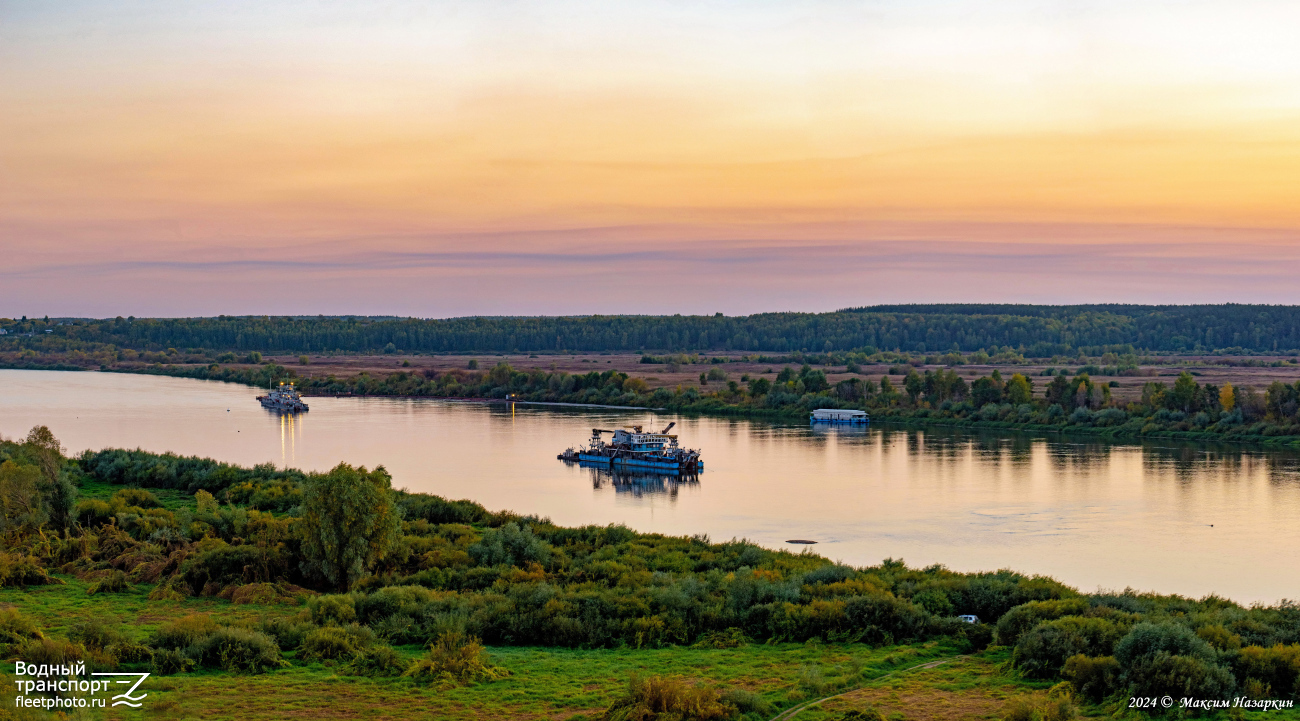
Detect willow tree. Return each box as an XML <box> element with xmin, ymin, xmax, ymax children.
<box><xmin>298</xmin><ymin>463</ymin><xmax>401</xmax><ymax>591</ymax></box>
<box><xmin>23</xmin><ymin>426</ymin><xmax>76</xmax><ymax>530</ymax></box>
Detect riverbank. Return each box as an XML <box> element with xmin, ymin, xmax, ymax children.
<box><xmin>5</xmin><ymin>357</ymin><xmax>1300</xmax><ymax>449</ymax></box>
<box><xmin>107</xmin><ymin>361</ymin><xmax>1300</xmax><ymax>450</ymax></box>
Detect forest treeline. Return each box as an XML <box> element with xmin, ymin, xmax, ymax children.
<box><xmin>133</xmin><ymin>360</ymin><xmax>1300</xmax><ymax>446</ymax></box>
<box><xmin>1</xmin><ymin>433</ymin><xmax>1297</xmax><ymax>712</ymax></box>
<box><xmin>6</xmin><ymin>304</ymin><xmax>1300</xmax><ymax>355</ymax></box>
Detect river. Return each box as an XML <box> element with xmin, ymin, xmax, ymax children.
<box><xmin>2</xmin><ymin>369</ymin><xmax>1297</xmax><ymax>603</ymax></box>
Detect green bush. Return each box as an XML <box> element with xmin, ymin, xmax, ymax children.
<box><xmin>1115</xmin><ymin>622</ymin><xmax>1236</xmax><ymax>702</ymax></box>
<box><xmin>719</xmin><ymin>687</ymin><xmax>772</xmax><ymax>716</ymax></box>
<box><xmin>258</xmin><ymin>618</ymin><xmax>313</xmax><ymax>651</ymax></box>
<box><xmin>0</xmin><ymin>552</ymin><xmax>57</xmax><ymax>588</ymax></box>
<box><xmin>151</xmin><ymin>648</ymin><xmax>194</xmax><ymax>675</ymax></box>
<box><xmin>601</xmin><ymin>674</ymin><xmax>736</xmax><ymax>721</ymax></box>
<box><xmin>107</xmin><ymin>642</ymin><xmax>154</xmax><ymax>664</ymax></box>
<box><xmin>403</xmin><ymin>631</ymin><xmax>508</xmax><ymax>685</ymax></box>
<box><xmin>1236</xmin><ymin>644</ymin><xmax>1300</xmax><ymax>699</ymax></box>
<box><xmin>17</xmin><ymin>638</ymin><xmax>88</xmax><ymax>668</ymax></box>
<box><xmin>1062</xmin><ymin>654</ymin><xmax>1120</xmax><ymax>702</ymax></box>
<box><xmin>151</xmin><ymin>614</ymin><xmax>219</xmax><ymax>650</ymax></box>
<box><xmin>301</xmin><ymin>626</ymin><xmax>356</xmax><ymax>662</ymax></box>
<box><xmin>300</xmin><ymin>624</ymin><xmax>377</xmax><ymax>663</ymax></box>
<box><xmin>0</xmin><ymin>609</ymin><xmax>43</xmax><ymax>653</ymax></box>
<box><xmin>308</xmin><ymin>594</ymin><xmax>357</xmax><ymax>625</ymax></box>
<box><xmin>189</xmin><ymin>627</ymin><xmax>285</xmax><ymax>673</ymax></box>
<box><xmin>86</xmin><ymin>570</ymin><xmax>129</xmax><ymax>595</ymax></box>
<box><xmin>468</xmin><ymin>522</ymin><xmax>552</xmax><ymax>568</ymax></box>
<box><xmin>73</xmin><ymin>499</ymin><xmax>116</xmax><ymax>528</ymax></box>
<box><xmin>68</xmin><ymin>619</ymin><xmax>124</xmax><ymax>650</ymax></box>
<box><xmin>995</xmin><ymin>599</ymin><xmax>1090</xmax><ymax>646</ymax></box>
<box><xmin>112</xmin><ymin>488</ymin><xmax>163</xmax><ymax>509</ymax></box>
<box><xmin>1013</xmin><ymin>617</ymin><xmax>1129</xmax><ymax>679</ymax></box>
<box><xmin>343</xmin><ymin>645</ymin><xmax>408</xmax><ymax>677</ymax></box>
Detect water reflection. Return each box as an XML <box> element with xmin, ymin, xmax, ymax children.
<box><xmin>2</xmin><ymin>369</ymin><xmax>1298</xmax><ymax>602</ymax></box>
<box><xmin>277</xmin><ymin>412</ymin><xmax>302</xmax><ymax>469</ymax></box>
<box><xmin>565</xmin><ymin>459</ymin><xmax>701</xmax><ymax>500</ymax></box>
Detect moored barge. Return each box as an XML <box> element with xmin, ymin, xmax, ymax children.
<box><xmin>558</xmin><ymin>423</ymin><xmax>702</xmax><ymax>474</ymax></box>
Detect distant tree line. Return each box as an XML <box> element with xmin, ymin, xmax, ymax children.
<box><xmin>128</xmin><ymin>360</ymin><xmax>1300</xmax><ymax>445</ymax></box>
<box><xmin>6</xmin><ymin>304</ymin><xmax>1300</xmax><ymax>355</ymax></box>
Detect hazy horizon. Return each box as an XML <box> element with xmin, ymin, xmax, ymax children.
<box><xmin>5</xmin><ymin>1</ymin><xmax>1300</xmax><ymax>316</ymax></box>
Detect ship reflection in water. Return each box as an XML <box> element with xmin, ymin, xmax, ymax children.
<box><xmin>279</xmin><ymin>412</ymin><xmax>302</xmax><ymax>469</ymax></box>
<box><xmin>565</xmin><ymin>459</ymin><xmax>701</xmax><ymax>499</ymax></box>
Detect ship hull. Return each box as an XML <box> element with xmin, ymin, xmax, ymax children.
<box><xmin>577</xmin><ymin>452</ymin><xmax>702</xmax><ymax>473</ymax></box>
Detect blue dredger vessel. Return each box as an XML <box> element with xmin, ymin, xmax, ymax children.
<box><xmin>558</xmin><ymin>423</ymin><xmax>703</xmax><ymax>474</ymax></box>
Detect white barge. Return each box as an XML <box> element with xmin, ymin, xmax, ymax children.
<box><xmin>810</xmin><ymin>408</ymin><xmax>869</xmax><ymax>424</ymax></box>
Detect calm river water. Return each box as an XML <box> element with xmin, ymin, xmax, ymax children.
<box><xmin>2</xmin><ymin>369</ymin><xmax>1297</xmax><ymax>603</ymax></box>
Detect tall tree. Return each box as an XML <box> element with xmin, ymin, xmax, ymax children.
<box><xmin>22</xmin><ymin>426</ymin><xmax>76</xmax><ymax>530</ymax></box>
<box><xmin>299</xmin><ymin>463</ymin><xmax>402</xmax><ymax>592</ymax></box>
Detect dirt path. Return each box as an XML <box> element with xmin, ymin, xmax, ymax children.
<box><xmin>769</xmin><ymin>656</ymin><xmax>964</xmax><ymax>721</ymax></box>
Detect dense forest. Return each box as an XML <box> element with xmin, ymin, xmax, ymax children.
<box><xmin>1</xmin><ymin>433</ymin><xmax>1297</xmax><ymax>717</ymax></box>
<box><xmin>5</xmin><ymin>304</ymin><xmax>1300</xmax><ymax>355</ymax></box>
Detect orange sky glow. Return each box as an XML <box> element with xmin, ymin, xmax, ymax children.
<box><xmin>3</xmin><ymin>1</ymin><xmax>1300</xmax><ymax>315</ymax></box>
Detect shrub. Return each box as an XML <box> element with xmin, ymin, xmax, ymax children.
<box><xmin>309</xmin><ymin>594</ymin><xmax>357</xmax><ymax>625</ymax></box>
<box><xmin>0</xmin><ymin>552</ymin><xmax>57</xmax><ymax>588</ymax></box>
<box><xmin>693</xmin><ymin>628</ymin><xmax>749</xmax><ymax>649</ymax></box>
<box><xmin>602</xmin><ymin>674</ymin><xmax>736</xmax><ymax>721</ymax></box>
<box><xmin>996</xmin><ymin>599</ymin><xmax>1090</xmax><ymax>646</ymax></box>
<box><xmin>151</xmin><ymin>648</ymin><xmax>194</xmax><ymax>675</ymax></box>
<box><xmin>112</xmin><ymin>488</ymin><xmax>163</xmax><ymax>509</ymax></box>
<box><xmin>1062</xmin><ymin>655</ymin><xmax>1121</xmax><ymax>702</ymax></box>
<box><xmin>1002</xmin><ymin>696</ymin><xmax>1077</xmax><ymax>721</ymax></box>
<box><xmin>718</xmin><ymin>687</ymin><xmax>773</xmax><ymax>716</ymax></box>
<box><xmin>179</xmin><ymin>543</ymin><xmax>287</xmax><ymax>594</ymax></box>
<box><xmin>343</xmin><ymin>645</ymin><xmax>407</xmax><ymax>677</ymax></box>
<box><xmin>1236</xmin><ymin>644</ymin><xmax>1300</xmax><ymax>699</ymax></box>
<box><xmin>1014</xmin><ymin>617</ymin><xmax>1129</xmax><ymax>679</ymax></box>
<box><xmin>68</xmin><ymin>619</ymin><xmax>124</xmax><ymax>650</ymax></box>
<box><xmin>468</xmin><ymin>522</ymin><xmax>552</xmax><ymax>568</ymax></box>
<box><xmin>108</xmin><ymin>642</ymin><xmax>154</xmax><ymax>664</ymax></box>
<box><xmin>189</xmin><ymin>627</ymin><xmax>285</xmax><ymax>673</ymax></box>
<box><xmin>73</xmin><ymin>499</ymin><xmax>116</xmax><ymax>528</ymax></box>
<box><xmin>1115</xmin><ymin>622</ymin><xmax>1235</xmax><ymax>701</ymax></box>
<box><xmin>403</xmin><ymin>631</ymin><xmax>508</xmax><ymax>685</ymax></box>
<box><xmin>17</xmin><ymin>638</ymin><xmax>87</xmax><ymax>668</ymax></box>
<box><xmin>86</xmin><ymin>570</ymin><xmax>129</xmax><ymax>595</ymax></box>
<box><xmin>0</xmin><ymin>608</ymin><xmax>43</xmax><ymax>652</ymax></box>
<box><xmin>300</xmin><ymin>626</ymin><xmax>359</xmax><ymax>662</ymax></box>
<box><xmin>257</xmin><ymin>618</ymin><xmax>313</xmax><ymax>651</ymax></box>
<box><xmin>151</xmin><ymin>614</ymin><xmax>218</xmax><ymax>650</ymax></box>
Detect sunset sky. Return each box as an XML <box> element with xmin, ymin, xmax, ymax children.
<box><xmin>4</xmin><ymin>0</ymin><xmax>1300</xmax><ymax>317</ymax></box>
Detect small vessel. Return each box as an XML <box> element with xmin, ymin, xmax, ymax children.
<box><xmin>558</xmin><ymin>422</ymin><xmax>702</xmax><ymax>474</ymax></box>
<box><xmin>810</xmin><ymin>408</ymin><xmax>868</xmax><ymax>424</ymax></box>
<box><xmin>257</xmin><ymin>381</ymin><xmax>309</xmax><ymax>413</ymax></box>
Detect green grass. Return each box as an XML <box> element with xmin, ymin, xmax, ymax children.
<box><xmin>1</xmin><ymin>577</ymin><xmax>971</xmax><ymax>720</ymax></box>
<box><xmin>5</xmin><ymin>579</ymin><xmax>1298</xmax><ymax>720</ymax></box>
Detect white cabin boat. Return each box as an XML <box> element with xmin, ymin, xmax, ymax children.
<box><xmin>810</xmin><ymin>408</ymin><xmax>869</xmax><ymax>424</ymax></box>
